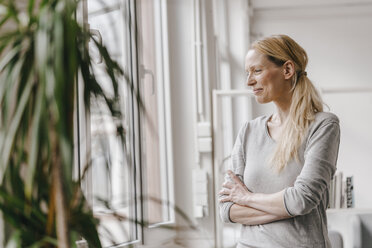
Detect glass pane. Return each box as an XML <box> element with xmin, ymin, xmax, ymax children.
<box><xmin>88</xmin><ymin>0</ymin><xmax>123</xmax><ymax>15</ymax></box>
<box><xmin>85</xmin><ymin>1</ymin><xmax>137</xmax><ymax>246</ymax></box>
<box><xmin>137</xmin><ymin>0</ymin><xmax>171</xmax><ymax>225</ymax></box>
<box><xmin>90</xmin><ymin>97</ymin><xmax>135</xmax><ymax>245</ymax></box>
<box><xmin>88</xmin><ymin>9</ymin><xmax>125</xmax><ymax>61</ymax></box>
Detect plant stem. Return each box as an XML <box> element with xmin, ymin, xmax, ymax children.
<box><xmin>52</xmin><ymin>133</ymin><xmax>70</xmax><ymax>248</ymax></box>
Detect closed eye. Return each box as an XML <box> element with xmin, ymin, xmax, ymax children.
<box><xmin>246</xmin><ymin>68</ymin><xmax>262</xmax><ymax>78</ymax></box>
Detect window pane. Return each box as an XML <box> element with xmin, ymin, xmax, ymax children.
<box><xmin>84</xmin><ymin>1</ymin><xmax>138</xmax><ymax>246</ymax></box>
<box><xmin>88</xmin><ymin>0</ymin><xmax>122</xmax><ymax>15</ymax></box>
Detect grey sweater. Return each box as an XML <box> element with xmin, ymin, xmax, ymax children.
<box><xmin>219</xmin><ymin>112</ymin><xmax>341</xmax><ymax>248</ymax></box>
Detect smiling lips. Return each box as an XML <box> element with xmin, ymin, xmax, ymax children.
<box><xmin>253</xmin><ymin>88</ymin><xmax>263</xmax><ymax>94</ymax></box>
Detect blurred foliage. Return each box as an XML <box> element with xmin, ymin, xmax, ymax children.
<box><xmin>0</xmin><ymin>0</ymin><xmax>126</xmax><ymax>247</ymax></box>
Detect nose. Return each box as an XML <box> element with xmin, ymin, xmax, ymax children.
<box><xmin>246</xmin><ymin>74</ymin><xmax>256</xmax><ymax>87</ymax></box>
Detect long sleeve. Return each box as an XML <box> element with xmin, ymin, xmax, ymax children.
<box><xmin>219</xmin><ymin>122</ymin><xmax>248</xmax><ymax>223</ymax></box>
<box><xmin>284</xmin><ymin>118</ymin><xmax>341</xmax><ymax>216</ymax></box>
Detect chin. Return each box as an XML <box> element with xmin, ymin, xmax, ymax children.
<box><xmin>255</xmin><ymin>97</ymin><xmax>269</xmax><ymax>104</ymax></box>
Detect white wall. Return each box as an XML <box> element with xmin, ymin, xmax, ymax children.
<box><xmin>167</xmin><ymin>0</ymin><xmax>197</xmax><ymax>230</ymax></box>
<box><xmin>167</xmin><ymin>0</ymin><xmax>216</xmax><ymax>247</ymax></box>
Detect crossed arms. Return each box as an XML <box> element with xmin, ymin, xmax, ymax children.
<box><xmin>218</xmin><ymin>170</ymin><xmax>291</xmax><ymax>225</ymax></box>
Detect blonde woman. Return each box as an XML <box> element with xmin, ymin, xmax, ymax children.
<box><xmin>219</xmin><ymin>35</ymin><xmax>340</xmax><ymax>248</ymax></box>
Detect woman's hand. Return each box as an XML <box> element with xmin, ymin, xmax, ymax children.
<box><xmin>219</xmin><ymin>170</ymin><xmax>252</xmax><ymax>206</ymax></box>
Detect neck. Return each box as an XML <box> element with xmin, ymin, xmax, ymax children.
<box><xmin>272</xmin><ymin>97</ymin><xmax>292</xmax><ymax>125</ymax></box>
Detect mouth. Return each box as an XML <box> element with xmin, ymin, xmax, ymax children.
<box><xmin>253</xmin><ymin>88</ymin><xmax>263</xmax><ymax>94</ymax></box>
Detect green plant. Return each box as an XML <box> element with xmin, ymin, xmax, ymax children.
<box><xmin>0</xmin><ymin>0</ymin><xmax>126</xmax><ymax>247</ymax></box>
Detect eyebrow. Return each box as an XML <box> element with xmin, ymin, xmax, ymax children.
<box><xmin>245</xmin><ymin>64</ymin><xmax>263</xmax><ymax>72</ymax></box>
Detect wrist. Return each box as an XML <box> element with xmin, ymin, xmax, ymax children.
<box><xmin>243</xmin><ymin>192</ymin><xmax>253</xmax><ymax>206</ymax></box>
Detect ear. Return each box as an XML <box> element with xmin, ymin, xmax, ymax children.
<box><xmin>282</xmin><ymin>60</ymin><xmax>295</xmax><ymax>80</ymax></box>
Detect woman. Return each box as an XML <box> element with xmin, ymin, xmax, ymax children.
<box><xmin>218</xmin><ymin>34</ymin><xmax>340</xmax><ymax>248</ymax></box>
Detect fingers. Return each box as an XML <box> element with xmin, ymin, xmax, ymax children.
<box><xmin>219</xmin><ymin>188</ymin><xmax>230</xmax><ymax>196</ymax></box>
<box><xmin>219</xmin><ymin>170</ymin><xmax>247</xmax><ymax>204</ymax></box>
<box><xmin>222</xmin><ymin>181</ymin><xmax>233</xmax><ymax>189</ymax></box>
<box><xmin>218</xmin><ymin>188</ymin><xmax>231</xmax><ymax>203</ymax></box>
<box><xmin>227</xmin><ymin>170</ymin><xmax>245</xmax><ymax>187</ymax></box>
<box><xmin>218</xmin><ymin>188</ymin><xmax>231</xmax><ymax>202</ymax></box>
<box><xmin>219</xmin><ymin>196</ymin><xmax>231</xmax><ymax>203</ymax></box>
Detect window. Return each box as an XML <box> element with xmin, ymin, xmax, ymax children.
<box><xmin>76</xmin><ymin>0</ymin><xmax>140</xmax><ymax>246</ymax></box>
<box><xmin>76</xmin><ymin>0</ymin><xmax>174</xmax><ymax>246</ymax></box>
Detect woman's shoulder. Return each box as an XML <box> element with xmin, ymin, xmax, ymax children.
<box><xmin>305</xmin><ymin>112</ymin><xmax>341</xmax><ymax>148</ymax></box>
<box><xmin>307</xmin><ymin>112</ymin><xmax>340</xmax><ymax>139</ymax></box>
<box><xmin>245</xmin><ymin>115</ymin><xmax>269</xmax><ymax>128</ymax></box>
<box><xmin>237</xmin><ymin>115</ymin><xmax>268</xmax><ymax>135</ymax></box>
<box><xmin>250</xmin><ymin>115</ymin><xmax>269</xmax><ymax>124</ymax></box>
<box><xmin>313</xmin><ymin>111</ymin><xmax>340</xmax><ymax>126</ymax></box>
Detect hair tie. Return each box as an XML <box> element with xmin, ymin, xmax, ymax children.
<box><xmin>298</xmin><ymin>71</ymin><xmax>307</xmax><ymax>77</ymax></box>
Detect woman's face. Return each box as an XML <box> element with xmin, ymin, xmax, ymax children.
<box><xmin>245</xmin><ymin>49</ymin><xmax>292</xmax><ymax>104</ymax></box>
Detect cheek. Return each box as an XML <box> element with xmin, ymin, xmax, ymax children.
<box><xmin>262</xmin><ymin>73</ymin><xmax>282</xmax><ymax>91</ymax></box>
<box><xmin>259</xmin><ymin>72</ymin><xmax>273</xmax><ymax>85</ymax></box>
<box><xmin>258</xmin><ymin>76</ymin><xmax>273</xmax><ymax>92</ymax></box>
<box><xmin>258</xmin><ymin>75</ymin><xmax>281</xmax><ymax>101</ymax></box>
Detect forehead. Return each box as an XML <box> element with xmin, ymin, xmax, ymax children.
<box><xmin>244</xmin><ymin>49</ymin><xmax>271</xmax><ymax>70</ymax></box>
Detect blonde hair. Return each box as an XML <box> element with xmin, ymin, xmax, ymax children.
<box><xmin>252</xmin><ymin>34</ymin><xmax>324</xmax><ymax>172</ymax></box>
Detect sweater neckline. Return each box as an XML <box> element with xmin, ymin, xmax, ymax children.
<box><xmin>265</xmin><ymin>114</ymin><xmax>276</xmax><ymax>143</ymax></box>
